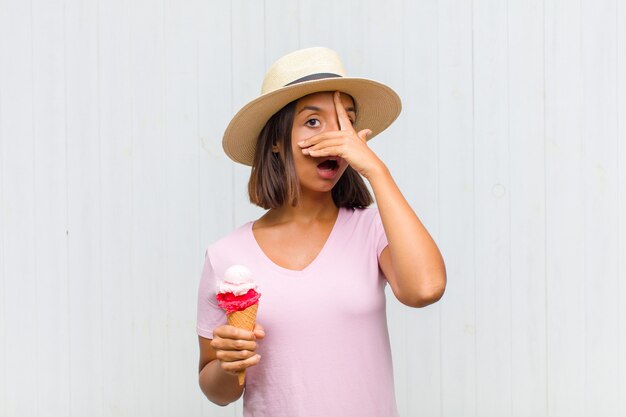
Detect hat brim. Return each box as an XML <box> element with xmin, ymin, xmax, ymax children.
<box><xmin>222</xmin><ymin>77</ymin><xmax>402</xmax><ymax>166</ymax></box>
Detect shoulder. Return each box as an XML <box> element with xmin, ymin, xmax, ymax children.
<box><xmin>203</xmin><ymin>221</ymin><xmax>259</xmax><ymax>278</ymax></box>
<box><xmin>341</xmin><ymin>206</ymin><xmax>382</xmax><ymax>227</ymax></box>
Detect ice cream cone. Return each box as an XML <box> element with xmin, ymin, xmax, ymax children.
<box><xmin>227</xmin><ymin>303</ymin><xmax>259</xmax><ymax>385</ymax></box>
<box><xmin>227</xmin><ymin>303</ymin><xmax>258</xmax><ymax>330</ymax></box>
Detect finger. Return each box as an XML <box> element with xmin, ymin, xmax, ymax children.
<box><xmin>211</xmin><ymin>336</ymin><xmax>257</xmax><ymax>352</ymax></box>
<box><xmin>253</xmin><ymin>323</ymin><xmax>266</xmax><ymax>339</ymax></box>
<box><xmin>302</xmin><ymin>138</ymin><xmax>346</xmax><ymax>155</ymax></box>
<box><xmin>220</xmin><ymin>354</ymin><xmax>262</xmax><ymax>374</ymax></box>
<box><xmin>306</xmin><ymin>146</ymin><xmax>345</xmax><ymax>158</ymax></box>
<box><xmin>213</xmin><ymin>325</ymin><xmax>256</xmax><ymax>341</ymax></box>
<box><xmin>334</xmin><ymin>91</ymin><xmax>353</xmax><ymax>131</ymax></box>
<box><xmin>216</xmin><ymin>348</ymin><xmax>256</xmax><ymax>362</ymax></box>
<box><xmin>297</xmin><ymin>130</ymin><xmax>345</xmax><ymax>148</ymax></box>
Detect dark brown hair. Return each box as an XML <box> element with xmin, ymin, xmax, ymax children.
<box><xmin>248</xmin><ymin>98</ymin><xmax>373</xmax><ymax>209</ymax></box>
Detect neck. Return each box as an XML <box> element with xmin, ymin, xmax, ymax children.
<box><xmin>271</xmin><ymin>191</ymin><xmax>338</xmax><ymax>223</ymax></box>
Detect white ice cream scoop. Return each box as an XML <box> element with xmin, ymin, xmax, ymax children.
<box><xmin>217</xmin><ymin>265</ymin><xmax>257</xmax><ymax>295</ymax></box>
<box><xmin>224</xmin><ymin>265</ymin><xmax>253</xmax><ymax>283</ymax></box>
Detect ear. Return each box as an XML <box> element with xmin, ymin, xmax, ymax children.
<box><xmin>272</xmin><ymin>143</ymin><xmax>281</xmax><ymax>153</ymax></box>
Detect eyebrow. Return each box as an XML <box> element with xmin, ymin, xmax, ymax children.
<box><xmin>296</xmin><ymin>105</ymin><xmax>356</xmax><ymax>114</ymax></box>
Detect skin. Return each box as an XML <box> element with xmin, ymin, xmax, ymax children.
<box><xmin>198</xmin><ymin>91</ymin><xmax>447</xmax><ymax>405</ymax></box>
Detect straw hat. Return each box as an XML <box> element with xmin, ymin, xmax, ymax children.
<box><xmin>222</xmin><ymin>47</ymin><xmax>402</xmax><ymax>166</ymax></box>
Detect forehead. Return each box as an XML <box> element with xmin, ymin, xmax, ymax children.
<box><xmin>294</xmin><ymin>91</ymin><xmax>355</xmax><ymax>111</ymax></box>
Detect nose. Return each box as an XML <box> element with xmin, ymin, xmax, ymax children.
<box><xmin>326</xmin><ymin>115</ymin><xmax>340</xmax><ymax>132</ymax></box>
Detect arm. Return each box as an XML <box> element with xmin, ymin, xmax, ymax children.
<box><xmin>298</xmin><ymin>91</ymin><xmax>446</xmax><ymax>307</ymax></box>
<box><xmin>198</xmin><ymin>324</ymin><xmax>265</xmax><ymax>406</ymax></box>
<box><xmin>368</xmin><ymin>164</ymin><xmax>446</xmax><ymax>307</ymax></box>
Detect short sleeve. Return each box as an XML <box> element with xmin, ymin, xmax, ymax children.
<box><xmin>373</xmin><ymin>209</ymin><xmax>389</xmax><ymax>259</ymax></box>
<box><xmin>196</xmin><ymin>249</ymin><xmax>226</xmax><ymax>339</ymax></box>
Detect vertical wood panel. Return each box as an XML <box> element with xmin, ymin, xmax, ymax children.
<box><xmin>473</xmin><ymin>0</ymin><xmax>512</xmax><ymax>416</ymax></box>
<box><xmin>163</xmin><ymin>0</ymin><xmax>202</xmax><ymax>414</ymax></box>
<box><xmin>65</xmin><ymin>0</ymin><xmax>104</xmax><ymax>413</ymax></box>
<box><xmin>619</xmin><ymin>4</ymin><xmax>626</xmax><ymax>415</ymax></box>
<box><xmin>0</xmin><ymin>1</ymin><xmax>37</xmax><ymax>416</ymax></box>
<box><xmin>0</xmin><ymin>0</ymin><xmax>3</xmax><ymax>400</ymax></box>
<box><xmin>619</xmin><ymin>1</ymin><xmax>626</xmax><ymax>414</ymax></box>
<box><xmin>32</xmin><ymin>0</ymin><xmax>70</xmax><ymax>414</ymax></box>
<box><xmin>0</xmin><ymin>45</ymin><xmax>4</xmax><ymax>411</ymax></box>
<box><xmin>98</xmin><ymin>0</ymin><xmax>134</xmax><ymax>415</ymax></box>
<box><xmin>508</xmin><ymin>0</ymin><xmax>548</xmax><ymax>416</ymax></box>
<box><xmin>129</xmin><ymin>0</ymin><xmax>167</xmax><ymax>415</ymax></box>
<box><xmin>65</xmin><ymin>0</ymin><xmax>103</xmax><ymax>414</ymax></box>
<box><xmin>545</xmin><ymin>1</ymin><xmax>585</xmax><ymax>416</ymax></box>
<box><xmin>437</xmin><ymin>0</ymin><xmax>476</xmax><ymax>415</ymax></box>
<box><xmin>581</xmin><ymin>0</ymin><xmax>620</xmax><ymax>415</ymax></box>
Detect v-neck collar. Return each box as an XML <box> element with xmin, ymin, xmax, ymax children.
<box><xmin>248</xmin><ymin>207</ymin><xmax>346</xmax><ymax>276</ymax></box>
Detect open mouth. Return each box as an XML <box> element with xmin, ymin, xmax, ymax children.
<box><xmin>316</xmin><ymin>157</ymin><xmax>341</xmax><ymax>179</ymax></box>
<box><xmin>317</xmin><ymin>159</ymin><xmax>339</xmax><ymax>171</ymax></box>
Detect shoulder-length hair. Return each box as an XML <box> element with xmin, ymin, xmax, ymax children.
<box><xmin>248</xmin><ymin>98</ymin><xmax>373</xmax><ymax>209</ymax></box>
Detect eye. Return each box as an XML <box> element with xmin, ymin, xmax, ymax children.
<box><xmin>305</xmin><ymin>118</ymin><xmax>320</xmax><ymax>128</ymax></box>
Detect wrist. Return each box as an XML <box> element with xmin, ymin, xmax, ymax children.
<box><xmin>362</xmin><ymin>159</ymin><xmax>389</xmax><ymax>182</ymax></box>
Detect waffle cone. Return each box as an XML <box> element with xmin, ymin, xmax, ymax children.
<box><xmin>227</xmin><ymin>303</ymin><xmax>259</xmax><ymax>385</ymax></box>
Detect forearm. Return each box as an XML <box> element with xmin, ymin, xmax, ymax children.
<box><xmin>199</xmin><ymin>359</ymin><xmax>244</xmax><ymax>406</ymax></box>
<box><xmin>366</xmin><ymin>162</ymin><xmax>446</xmax><ymax>305</ymax></box>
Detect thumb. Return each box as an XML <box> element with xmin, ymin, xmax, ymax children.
<box><xmin>358</xmin><ymin>129</ymin><xmax>373</xmax><ymax>142</ymax></box>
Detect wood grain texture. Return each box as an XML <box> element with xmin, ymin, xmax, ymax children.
<box><xmin>580</xmin><ymin>0</ymin><xmax>621</xmax><ymax>415</ymax></box>
<box><xmin>65</xmin><ymin>0</ymin><xmax>103</xmax><ymax>413</ymax></box>
<box><xmin>32</xmin><ymin>0</ymin><xmax>71</xmax><ymax>414</ymax></box>
<box><xmin>1</xmin><ymin>1</ymin><xmax>38</xmax><ymax>416</ymax></box>
<box><xmin>545</xmin><ymin>0</ymin><xmax>586</xmax><ymax>416</ymax></box>
<box><xmin>473</xmin><ymin>0</ymin><xmax>512</xmax><ymax>415</ymax></box>
<box><xmin>615</xmin><ymin>2</ymin><xmax>626</xmax><ymax>417</ymax></box>
<box><xmin>508</xmin><ymin>0</ymin><xmax>548</xmax><ymax>416</ymax></box>
<box><xmin>437</xmin><ymin>0</ymin><xmax>476</xmax><ymax>415</ymax></box>
<box><xmin>98</xmin><ymin>0</ymin><xmax>135</xmax><ymax>414</ymax></box>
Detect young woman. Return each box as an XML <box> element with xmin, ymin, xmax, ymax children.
<box><xmin>197</xmin><ymin>47</ymin><xmax>446</xmax><ymax>417</ymax></box>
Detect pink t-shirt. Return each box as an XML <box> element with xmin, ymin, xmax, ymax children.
<box><xmin>197</xmin><ymin>207</ymin><xmax>399</xmax><ymax>417</ymax></box>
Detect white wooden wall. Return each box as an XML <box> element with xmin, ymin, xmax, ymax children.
<box><xmin>0</xmin><ymin>1</ymin><xmax>624</xmax><ymax>416</ymax></box>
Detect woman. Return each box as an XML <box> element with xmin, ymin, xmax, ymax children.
<box><xmin>197</xmin><ymin>47</ymin><xmax>446</xmax><ymax>417</ymax></box>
